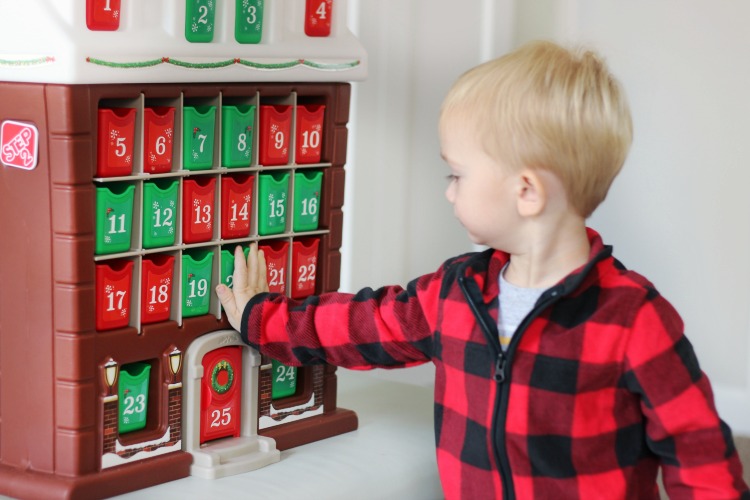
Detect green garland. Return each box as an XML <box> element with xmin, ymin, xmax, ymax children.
<box><xmin>85</xmin><ymin>56</ymin><xmax>360</xmax><ymax>71</ymax></box>
<box><xmin>0</xmin><ymin>56</ymin><xmax>55</xmax><ymax>67</ymax></box>
<box><xmin>211</xmin><ymin>360</ymin><xmax>234</xmax><ymax>394</ymax></box>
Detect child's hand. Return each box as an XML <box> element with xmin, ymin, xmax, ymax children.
<box><xmin>215</xmin><ymin>243</ymin><xmax>268</xmax><ymax>332</ymax></box>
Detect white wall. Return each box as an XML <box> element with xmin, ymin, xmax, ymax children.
<box><xmin>342</xmin><ymin>0</ymin><xmax>750</xmax><ymax>435</ymax></box>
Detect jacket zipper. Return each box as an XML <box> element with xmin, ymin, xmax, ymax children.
<box><xmin>458</xmin><ymin>273</ymin><xmax>514</xmax><ymax>499</ymax></box>
<box><xmin>459</xmin><ymin>270</ymin><xmax>562</xmax><ymax>500</ymax></box>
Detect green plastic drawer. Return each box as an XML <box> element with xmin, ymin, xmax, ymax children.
<box><xmin>95</xmin><ymin>183</ymin><xmax>135</xmax><ymax>255</ymax></box>
<box><xmin>222</xmin><ymin>105</ymin><xmax>256</xmax><ymax>168</ymax></box>
<box><xmin>271</xmin><ymin>359</ymin><xmax>297</xmax><ymax>399</ymax></box>
<box><xmin>118</xmin><ymin>362</ymin><xmax>151</xmax><ymax>433</ymax></box>
<box><xmin>183</xmin><ymin>105</ymin><xmax>216</xmax><ymax>170</ymax></box>
<box><xmin>293</xmin><ymin>170</ymin><xmax>322</xmax><ymax>232</ymax></box>
<box><xmin>220</xmin><ymin>246</ymin><xmax>250</xmax><ymax>291</ymax></box>
<box><xmin>258</xmin><ymin>171</ymin><xmax>289</xmax><ymax>235</ymax></box>
<box><xmin>182</xmin><ymin>249</ymin><xmax>214</xmax><ymax>317</ymax></box>
<box><xmin>142</xmin><ymin>179</ymin><xmax>178</xmax><ymax>248</ymax></box>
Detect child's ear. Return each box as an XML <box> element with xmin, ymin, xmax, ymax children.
<box><xmin>516</xmin><ymin>168</ymin><xmax>546</xmax><ymax>217</ymax></box>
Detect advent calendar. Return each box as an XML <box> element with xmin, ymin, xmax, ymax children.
<box><xmin>0</xmin><ymin>1</ymin><xmax>366</xmax><ymax>498</ymax></box>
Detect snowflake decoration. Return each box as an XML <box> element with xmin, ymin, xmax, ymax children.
<box><xmin>113</xmin><ymin>10</ymin><xmax>119</xmax><ymax>19</ymax></box>
<box><xmin>271</xmin><ymin>124</ymin><xmax>279</xmax><ymax>133</ymax></box>
<box><xmin>186</xmin><ymin>299</ymin><xmax>193</xmax><ymax>307</ymax></box>
<box><xmin>153</xmin><ymin>201</ymin><xmax>160</xmax><ymax>210</ymax></box>
<box><xmin>106</xmin><ymin>285</ymin><xmax>114</xmax><ymax>293</ymax></box>
<box><xmin>163</xmin><ymin>278</ymin><xmax>171</xmax><ymax>286</ymax></box>
<box><xmin>301</xmin><ymin>147</ymin><xmax>308</xmax><ymax>155</ymax></box>
<box><xmin>125</xmin><ymin>155</ymin><xmax>132</xmax><ymax>165</ymax></box>
<box><xmin>120</xmin><ymin>308</ymin><xmax>128</xmax><ymax>317</ymax></box>
<box><xmin>268</xmin><ymin>193</ymin><xmax>275</xmax><ymax>202</ymax></box>
<box><xmin>104</xmin><ymin>235</ymin><xmax>112</xmax><ymax>243</ymax></box>
<box><xmin>149</xmin><ymin>153</ymin><xmax>157</xmax><ymax>162</ymax></box>
<box><xmin>192</xmin><ymin>22</ymin><xmax>199</xmax><ymax>33</ymax></box>
<box><xmin>243</xmin><ymin>0</ymin><xmax>249</xmax><ymax>7</ymax></box>
<box><xmin>313</xmin><ymin>124</ymin><xmax>322</xmax><ymax>132</ymax></box>
<box><xmin>206</xmin><ymin>221</ymin><xmax>212</xmax><ymax>230</ymax></box>
<box><xmin>165</xmin><ymin>128</ymin><xmax>173</xmax><ymax>139</ymax></box>
<box><xmin>244</xmin><ymin>195</ymin><xmax>251</xmax><ymax>203</ymax></box>
<box><xmin>282</xmin><ymin>147</ymin><xmax>288</xmax><ymax>156</ymax></box>
<box><xmin>208</xmin><ymin>0</ymin><xmax>213</xmax><ymax>8</ymax></box>
<box><xmin>110</xmin><ymin>129</ymin><xmax>119</xmax><ymax>140</ymax></box>
<box><xmin>192</xmin><ymin>151</ymin><xmax>199</xmax><ymax>160</ymax></box>
<box><xmin>168</xmin><ymin>227</ymin><xmax>175</xmax><ymax>235</ymax></box>
<box><xmin>255</xmin><ymin>24</ymin><xmax>261</xmax><ymax>32</ymax></box>
<box><xmin>123</xmin><ymin>416</ymin><xmax>130</xmax><ymax>424</ymax></box>
<box><xmin>244</xmin><ymin>149</ymin><xmax>251</xmax><ymax>158</ymax></box>
<box><xmin>193</xmin><ymin>199</ymin><xmax>201</xmax><ymax>207</ymax></box>
<box><xmin>230</xmin><ymin>221</ymin><xmax>236</xmax><ymax>229</ymax></box>
<box><xmin>148</xmin><ymin>305</ymin><xmax>155</xmax><ymax>313</ymax></box>
<box><xmin>207</xmin><ymin>25</ymin><xmax>212</xmax><ymax>33</ymax></box>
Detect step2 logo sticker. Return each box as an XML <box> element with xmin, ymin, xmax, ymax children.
<box><xmin>1</xmin><ymin>120</ymin><xmax>39</xmax><ymax>170</ymax></box>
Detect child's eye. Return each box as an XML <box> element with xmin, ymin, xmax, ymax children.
<box><xmin>446</xmin><ymin>174</ymin><xmax>459</xmax><ymax>182</ymax></box>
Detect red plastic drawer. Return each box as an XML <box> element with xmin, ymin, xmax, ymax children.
<box><xmin>221</xmin><ymin>174</ymin><xmax>255</xmax><ymax>239</ymax></box>
<box><xmin>259</xmin><ymin>240</ymin><xmax>289</xmax><ymax>294</ymax></box>
<box><xmin>200</xmin><ymin>346</ymin><xmax>243</xmax><ymax>444</ymax></box>
<box><xmin>183</xmin><ymin>177</ymin><xmax>216</xmax><ymax>244</ymax></box>
<box><xmin>87</xmin><ymin>0</ymin><xmax>121</xmax><ymax>31</ymax></box>
<box><xmin>296</xmin><ymin>104</ymin><xmax>325</xmax><ymax>164</ymax></box>
<box><xmin>97</xmin><ymin>108</ymin><xmax>136</xmax><ymax>177</ymax></box>
<box><xmin>305</xmin><ymin>0</ymin><xmax>333</xmax><ymax>37</ymax></box>
<box><xmin>143</xmin><ymin>107</ymin><xmax>175</xmax><ymax>174</ymax></box>
<box><xmin>259</xmin><ymin>105</ymin><xmax>292</xmax><ymax>166</ymax></box>
<box><xmin>141</xmin><ymin>255</ymin><xmax>175</xmax><ymax>324</ymax></box>
<box><xmin>95</xmin><ymin>259</ymin><xmax>134</xmax><ymax>331</ymax></box>
<box><xmin>291</xmin><ymin>237</ymin><xmax>319</xmax><ymax>299</ymax></box>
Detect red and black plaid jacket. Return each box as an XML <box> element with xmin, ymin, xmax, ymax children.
<box><xmin>241</xmin><ymin>229</ymin><xmax>749</xmax><ymax>499</ymax></box>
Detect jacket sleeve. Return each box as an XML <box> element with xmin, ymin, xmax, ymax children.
<box><xmin>239</xmin><ymin>261</ymin><xmax>449</xmax><ymax>370</ymax></box>
<box><xmin>623</xmin><ymin>290</ymin><xmax>749</xmax><ymax>497</ymax></box>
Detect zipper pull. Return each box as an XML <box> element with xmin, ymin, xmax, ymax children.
<box><xmin>494</xmin><ymin>354</ymin><xmax>507</xmax><ymax>383</ymax></box>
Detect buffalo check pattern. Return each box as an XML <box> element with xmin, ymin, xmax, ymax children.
<box><xmin>242</xmin><ymin>228</ymin><xmax>749</xmax><ymax>499</ymax></box>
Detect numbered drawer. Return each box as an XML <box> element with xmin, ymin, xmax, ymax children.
<box><xmin>87</xmin><ymin>0</ymin><xmax>122</xmax><ymax>31</ymax></box>
<box><xmin>95</xmin><ymin>183</ymin><xmax>135</xmax><ymax>255</ymax></box>
<box><xmin>183</xmin><ymin>177</ymin><xmax>216</xmax><ymax>244</ymax></box>
<box><xmin>141</xmin><ymin>254</ymin><xmax>175</xmax><ymax>325</ymax></box>
<box><xmin>235</xmin><ymin>0</ymin><xmax>265</xmax><ymax>44</ymax></box>
<box><xmin>221</xmin><ymin>174</ymin><xmax>255</xmax><ymax>239</ymax></box>
<box><xmin>185</xmin><ymin>0</ymin><xmax>216</xmax><ymax>43</ymax></box>
<box><xmin>183</xmin><ymin>106</ymin><xmax>216</xmax><ymax>171</ymax></box>
<box><xmin>200</xmin><ymin>346</ymin><xmax>243</xmax><ymax>444</ymax></box>
<box><xmin>293</xmin><ymin>170</ymin><xmax>323</xmax><ymax>232</ymax></box>
<box><xmin>259</xmin><ymin>240</ymin><xmax>289</xmax><ymax>294</ymax></box>
<box><xmin>258</xmin><ymin>171</ymin><xmax>289</xmax><ymax>235</ymax></box>
<box><xmin>259</xmin><ymin>105</ymin><xmax>292</xmax><ymax>166</ymax></box>
<box><xmin>182</xmin><ymin>249</ymin><xmax>214</xmax><ymax>318</ymax></box>
<box><xmin>118</xmin><ymin>362</ymin><xmax>151</xmax><ymax>434</ymax></box>
<box><xmin>222</xmin><ymin>104</ymin><xmax>256</xmax><ymax>168</ymax></box>
<box><xmin>95</xmin><ymin>259</ymin><xmax>134</xmax><ymax>331</ymax></box>
<box><xmin>142</xmin><ymin>179</ymin><xmax>178</xmax><ymax>249</ymax></box>
<box><xmin>305</xmin><ymin>0</ymin><xmax>333</xmax><ymax>37</ymax></box>
<box><xmin>271</xmin><ymin>359</ymin><xmax>297</xmax><ymax>399</ymax></box>
<box><xmin>291</xmin><ymin>237</ymin><xmax>319</xmax><ymax>299</ymax></box>
<box><xmin>97</xmin><ymin>108</ymin><xmax>136</xmax><ymax>177</ymax></box>
<box><xmin>143</xmin><ymin>107</ymin><xmax>176</xmax><ymax>174</ymax></box>
<box><xmin>220</xmin><ymin>245</ymin><xmax>250</xmax><ymax>291</ymax></box>
<box><xmin>296</xmin><ymin>104</ymin><xmax>325</xmax><ymax>164</ymax></box>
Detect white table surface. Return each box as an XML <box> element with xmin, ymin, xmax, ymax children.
<box><xmin>112</xmin><ymin>368</ymin><xmax>443</xmax><ymax>500</ymax></box>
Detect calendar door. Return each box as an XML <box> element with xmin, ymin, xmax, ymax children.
<box><xmin>200</xmin><ymin>346</ymin><xmax>243</xmax><ymax>444</ymax></box>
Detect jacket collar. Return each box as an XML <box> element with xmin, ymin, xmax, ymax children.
<box><xmin>460</xmin><ymin>227</ymin><xmax>614</xmax><ymax>306</ymax></box>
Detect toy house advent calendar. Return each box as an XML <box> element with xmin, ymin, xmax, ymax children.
<box><xmin>0</xmin><ymin>1</ymin><xmax>366</xmax><ymax>498</ymax></box>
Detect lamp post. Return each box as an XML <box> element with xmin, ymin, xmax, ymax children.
<box><xmin>104</xmin><ymin>358</ymin><xmax>118</xmax><ymax>396</ymax></box>
<box><xmin>168</xmin><ymin>347</ymin><xmax>182</xmax><ymax>385</ymax></box>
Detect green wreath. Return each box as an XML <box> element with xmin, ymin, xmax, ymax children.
<box><xmin>211</xmin><ymin>360</ymin><xmax>234</xmax><ymax>394</ymax></box>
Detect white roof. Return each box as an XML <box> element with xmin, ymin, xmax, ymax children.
<box><xmin>0</xmin><ymin>0</ymin><xmax>367</xmax><ymax>84</ymax></box>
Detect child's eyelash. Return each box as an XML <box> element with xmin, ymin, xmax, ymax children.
<box><xmin>446</xmin><ymin>174</ymin><xmax>458</xmax><ymax>181</ymax></box>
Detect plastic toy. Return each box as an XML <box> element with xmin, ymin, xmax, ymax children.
<box><xmin>0</xmin><ymin>1</ymin><xmax>366</xmax><ymax>498</ymax></box>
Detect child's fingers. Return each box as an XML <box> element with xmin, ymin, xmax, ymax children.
<box><xmin>215</xmin><ymin>284</ymin><xmax>239</xmax><ymax>327</ymax></box>
<box><xmin>246</xmin><ymin>242</ymin><xmax>259</xmax><ymax>292</ymax></box>
<box><xmin>257</xmin><ymin>249</ymin><xmax>269</xmax><ymax>292</ymax></box>
<box><xmin>233</xmin><ymin>245</ymin><xmax>248</xmax><ymax>291</ymax></box>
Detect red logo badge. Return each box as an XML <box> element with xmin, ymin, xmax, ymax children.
<box><xmin>1</xmin><ymin>120</ymin><xmax>39</xmax><ymax>170</ymax></box>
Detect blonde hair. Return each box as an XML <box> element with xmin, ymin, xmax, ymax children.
<box><xmin>440</xmin><ymin>40</ymin><xmax>633</xmax><ymax>217</ymax></box>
